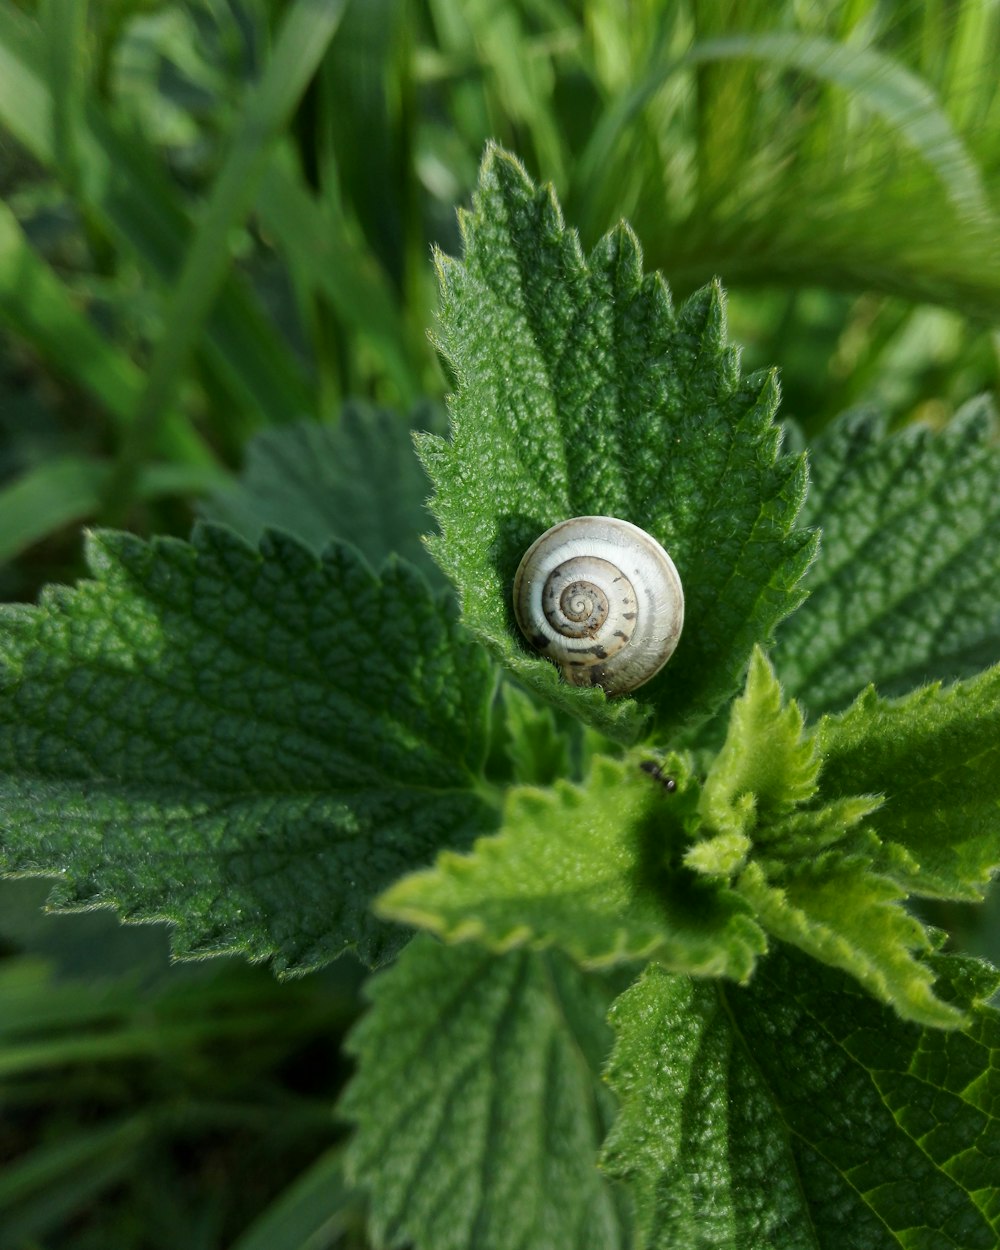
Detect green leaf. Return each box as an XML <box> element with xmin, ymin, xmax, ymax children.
<box><xmin>776</xmin><ymin>401</ymin><xmax>1000</xmax><ymax>715</ymax></box>
<box><xmin>491</xmin><ymin>681</ymin><xmax>575</xmax><ymax>787</ymax></box>
<box><xmin>817</xmin><ymin>665</ymin><xmax>1000</xmax><ymax>901</ymax></box>
<box><xmin>384</xmin><ymin>651</ymin><xmax>979</xmax><ymax>1025</ymax></box>
<box><xmin>340</xmin><ymin>937</ymin><xmax>631</xmax><ymax>1250</ymax></box>
<box><xmin>737</xmin><ymin>861</ymin><xmax>963</xmax><ymax>1030</ymax></box>
<box><xmin>689</xmin><ymin>653</ymin><xmax>962</xmax><ymax>1027</ymax></box>
<box><xmin>417</xmin><ymin>143</ymin><xmax>817</xmax><ymax>744</ymax></box>
<box><xmin>698</xmin><ymin>646</ymin><xmax>819</xmax><ymax>842</ymax></box>
<box><xmin>482</xmin><ymin>679</ymin><xmax>615</xmax><ymax>790</ymax></box>
<box><xmin>199</xmin><ymin>406</ymin><xmax>442</xmax><ymax>580</ymax></box>
<box><xmin>0</xmin><ymin>525</ymin><xmax>496</xmax><ymax>971</ymax></box>
<box><xmin>603</xmin><ymin>947</ymin><xmax>1000</xmax><ymax>1250</ymax></box>
<box><xmin>379</xmin><ymin>755</ymin><xmax>767</xmax><ymax>981</ymax></box>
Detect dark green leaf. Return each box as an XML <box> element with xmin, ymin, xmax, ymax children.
<box><xmin>200</xmin><ymin>405</ymin><xmax>442</xmax><ymax>580</ymax></box>
<box><xmin>777</xmin><ymin>401</ymin><xmax>1000</xmax><ymax>715</ymax></box>
<box><xmin>604</xmin><ymin>947</ymin><xmax>1000</xmax><ymax>1249</ymax></box>
<box><xmin>0</xmin><ymin>525</ymin><xmax>496</xmax><ymax>971</ymax></box>
<box><xmin>418</xmin><ymin>144</ymin><xmax>816</xmax><ymax>743</ymax></box>
<box><xmin>341</xmin><ymin>937</ymin><xmax>631</xmax><ymax>1250</ymax></box>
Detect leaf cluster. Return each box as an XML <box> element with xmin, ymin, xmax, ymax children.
<box><xmin>1</xmin><ymin>142</ymin><xmax>999</xmax><ymax>1248</ymax></box>
<box><xmin>0</xmin><ymin>1</ymin><xmax>1000</xmax><ymax>1240</ymax></box>
<box><xmin>363</xmin><ymin>150</ymin><xmax>1000</xmax><ymax>1248</ymax></box>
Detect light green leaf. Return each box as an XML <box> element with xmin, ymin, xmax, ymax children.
<box><xmin>698</xmin><ymin>647</ymin><xmax>819</xmax><ymax>841</ymax></box>
<box><xmin>817</xmin><ymin>666</ymin><xmax>1000</xmax><ymax>900</ymax></box>
<box><xmin>776</xmin><ymin>401</ymin><xmax>1000</xmax><ymax>715</ymax></box>
<box><xmin>0</xmin><ymin>525</ymin><xmax>496</xmax><ymax>971</ymax></box>
<box><xmin>199</xmin><ymin>405</ymin><xmax>442</xmax><ymax>581</ymax></box>
<box><xmin>737</xmin><ymin>861</ymin><xmax>963</xmax><ymax>1029</ymax></box>
<box><xmin>688</xmin><ymin>654</ymin><xmax>962</xmax><ymax>1026</ymax></box>
<box><xmin>750</xmin><ymin>796</ymin><xmax>891</xmax><ymax>874</ymax></box>
<box><xmin>383</xmin><ymin>649</ymin><xmax>983</xmax><ymax>1024</ymax></box>
<box><xmin>379</xmin><ymin>755</ymin><xmax>766</xmax><ymax>981</ymax></box>
<box><xmin>418</xmin><ymin>144</ymin><xmax>816</xmax><ymax>743</ymax></box>
<box><xmin>341</xmin><ymin>937</ymin><xmax>631</xmax><ymax>1250</ymax></box>
<box><xmin>682</xmin><ymin>827</ymin><xmax>750</xmax><ymax>879</ymax></box>
<box><xmin>604</xmin><ymin>948</ymin><xmax>1000</xmax><ymax>1249</ymax></box>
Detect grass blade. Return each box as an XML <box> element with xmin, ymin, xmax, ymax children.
<box><xmin>102</xmin><ymin>0</ymin><xmax>350</xmax><ymax>517</ymax></box>
<box><xmin>689</xmin><ymin>33</ymin><xmax>992</xmax><ymax>223</ymax></box>
<box><xmin>38</xmin><ymin>0</ymin><xmax>86</xmax><ymax>192</ymax></box>
<box><xmin>0</xmin><ymin>457</ymin><xmax>229</xmax><ymax>566</ymax></box>
<box><xmin>256</xmin><ymin>153</ymin><xmax>426</xmax><ymax>407</ymax></box>
<box><xmin>0</xmin><ymin>2</ymin><xmax>315</xmax><ymax>432</ymax></box>
<box><xmin>0</xmin><ymin>199</ymin><xmax>213</xmax><ymax>465</ymax></box>
<box><xmin>0</xmin><ymin>1120</ymin><xmax>147</xmax><ymax>1244</ymax></box>
<box><xmin>578</xmin><ymin>31</ymin><xmax>991</xmax><ymax>233</ymax></box>
<box><xmin>230</xmin><ymin>1147</ymin><xmax>358</xmax><ymax>1250</ymax></box>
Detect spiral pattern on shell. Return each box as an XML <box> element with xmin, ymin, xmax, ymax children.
<box><xmin>513</xmin><ymin>516</ymin><xmax>684</xmax><ymax>696</ymax></box>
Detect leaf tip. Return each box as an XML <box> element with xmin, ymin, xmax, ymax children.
<box><xmin>479</xmin><ymin>141</ymin><xmax>535</xmax><ymax>200</ymax></box>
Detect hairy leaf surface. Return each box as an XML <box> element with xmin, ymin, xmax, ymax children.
<box><xmin>777</xmin><ymin>401</ymin><xmax>1000</xmax><ymax>714</ymax></box>
<box><xmin>418</xmin><ymin>144</ymin><xmax>816</xmax><ymax>743</ymax></box>
<box><xmin>604</xmin><ymin>948</ymin><xmax>1000</xmax><ymax>1249</ymax></box>
<box><xmin>817</xmin><ymin>664</ymin><xmax>1000</xmax><ymax>900</ymax></box>
<box><xmin>0</xmin><ymin>525</ymin><xmax>496</xmax><ymax>971</ymax></box>
<box><xmin>341</xmin><ymin>937</ymin><xmax>631</xmax><ymax>1250</ymax></box>
<box><xmin>379</xmin><ymin>755</ymin><xmax>766</xmax><ymax>981</ymax></box>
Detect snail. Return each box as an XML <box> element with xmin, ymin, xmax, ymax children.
<box><xmin>512</xmin><ymin>516</ymin><xmax>684</xmax><ymax>696</ymax></box>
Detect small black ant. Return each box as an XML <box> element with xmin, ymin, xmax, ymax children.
<box><xmin>639</xmin><ymin>759</ymin><xmax>677</xmax><ymax>792</ymax></box>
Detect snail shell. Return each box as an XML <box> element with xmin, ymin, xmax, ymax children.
<box><xmin>512</xmin><ymin>516</ymin><xmax>684</xmax><ymax>696</ymax></box>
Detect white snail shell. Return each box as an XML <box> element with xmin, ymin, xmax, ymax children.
<box><xmin>513</xmin><ymin>516</ymin><xmax>684</xmax><ymax>696</ymax></box>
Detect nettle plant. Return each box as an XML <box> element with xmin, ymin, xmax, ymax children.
<box><xmin>3</xmin><ymin>145</ymin><xmax>1000</xmax><ymax>1248</ymax></box>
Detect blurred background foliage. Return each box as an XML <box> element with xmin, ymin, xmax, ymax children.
<box><xmin>0</xmin><ymin>0</ymin><xmax>998</xmax><ymax>1244</ymax></box>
